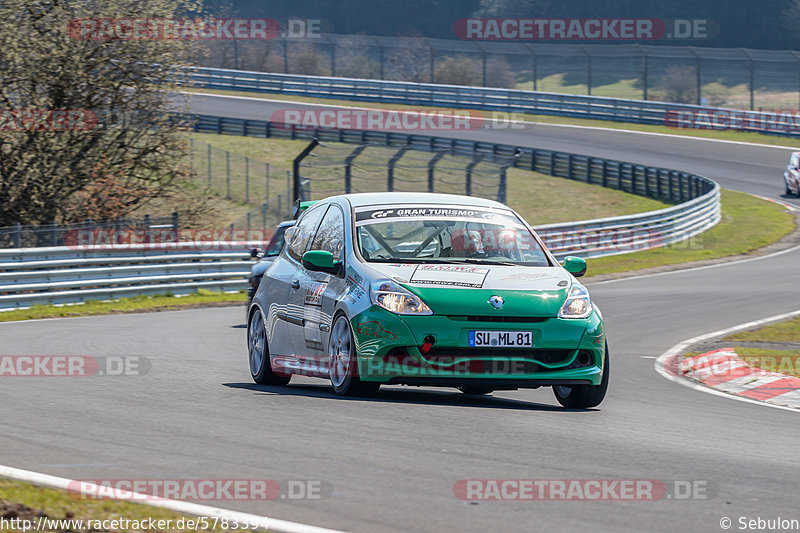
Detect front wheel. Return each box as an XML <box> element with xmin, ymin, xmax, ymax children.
<box><xmin>328</xmin><ymin>313</ymin><xmax>380</xmax><ymax>396</ymax></box>
<box><xmin>248</xmin><ymin>307</ymin><xmax>291</xmax><ymax>386</ymax></box>
<box><xmin>553</xmin><ymin>345</ymin><xmax>610</xmax><ymax>408</ymax></box>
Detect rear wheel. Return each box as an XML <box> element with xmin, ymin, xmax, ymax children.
<box><xmin>457</xmin><ymin>386</ymin><xmax>494</xmax><ymax>395</ymax></box>
<box><xmin>248</xmin><ymin>307</ymin><xmax>291</xmax><ymax>385</ymax></box>
<box><xmin>329</xmin><ymin>313</ymin><xmax>380</xmax><ymax>396</ymax></box>
<box><xmin>553</xmin><ymin>344</ymin><xmax>609</xmax><ymax>408</ymax></box>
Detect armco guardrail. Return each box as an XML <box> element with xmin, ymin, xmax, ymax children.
<box><xmin>0</xmin><ymin>243</ymin><xmax>257</xmax><ymax>310</ymax></box>
<box><xmin>0</xmin><ymin>112</ymin><xmax>719</xmax><ymax>310</ymax></box>
<box><xmin>182</xmin><ymin>66</ymin><xmax>800</xmax><ymax>138</ymax></box>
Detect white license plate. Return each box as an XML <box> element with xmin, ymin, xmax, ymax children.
<box><xmin>468</xmin><ymin>330</ymin><xmax>533</xmax><ymax>348</ymax></box>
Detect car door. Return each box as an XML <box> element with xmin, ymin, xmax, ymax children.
<box><xmin>272</xmin><ymin>204</ymin><xmax>326</xmax><ymax>358</ymax></box>
<box><xmin>289</xmin><ymin>205</ymin><xmax>346</xmax><ymax>367</ymax></box>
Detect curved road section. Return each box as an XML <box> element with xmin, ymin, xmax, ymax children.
<box><xmin>0</xmin><ymin>93</ymin><xmax>798</xmax><ymax>533</ymax></box>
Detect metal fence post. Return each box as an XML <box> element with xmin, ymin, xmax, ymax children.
<box><xmin>265</xmin><ymin>163</ymin><xmax>270</xmax><ymax>201</ymax></box>
<box><xmin>428</xmin><ymin>151</ymin><xmax>446</xmax><ymax>193</ymax></box>
<box><xmin>171</xmin><ymin>212</ymin><xmax>179</xmax><ymax>231</ymax></box>
<box><xmin>207</xmin><ymin>144</ymin><xmax>212</xmax><ymax>187</ymax></box>
<box><xmin>12</xmin><ymin>222</ymin><xmax>21</xmax><ymax>248</ymax></box>
<box><xmin>144</xmin><ymin>215</ymin><xmax>152</xmax><ymax>244</ymax></box>
<box><xmin>226</xmin><ymin>151</ymin><xmax>231</xmax><ymax>199</ymax></box>
<box><xmin>245</xmin><ymin>156</ymin><xmax>250</xmax><ymax>204</ymax></box>
<box><xmin>50</xmin><ymin>222</ymin><xmax>58</xmax><ymax>246</ymax></box>
<box><xmin>344</xmin><ymin>145</ymin><xmax>368</xmax><ymax>194</ymax></box>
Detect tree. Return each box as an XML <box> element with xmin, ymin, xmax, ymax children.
<box><xmin>0</xmin><ymin>0</ymin><xmax>201</xmax><ymax>226</ymax></box>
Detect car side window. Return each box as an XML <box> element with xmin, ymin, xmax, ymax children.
<box><xmin>791</xmin><ymin>154</ymin><xmax>799</xmax><ymax>169</ymax></box>
<box><xmin>310</xmin><ymin>206</ymin><xmax>345</xmax><ymax>262</ymax></box>
<box><xmin>287</xmin><ymin>206</ymin><xmax>325</xmax><ymax>262</ymax></box>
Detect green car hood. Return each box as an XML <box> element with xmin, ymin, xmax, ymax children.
<box><xmin>366</xmin><ymin>263</ymin><xmax>572</xmax><ymax>317</ymax></box>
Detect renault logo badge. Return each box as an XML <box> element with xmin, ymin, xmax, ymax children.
<box><xmin>488</xmin><ymin>296</ymin><xmax>504</xmax><ymax>309</ymax></box>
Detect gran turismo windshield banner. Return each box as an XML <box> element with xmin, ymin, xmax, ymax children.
<box><xmin>354</xmin><ymin>204</ymin><xmax>524</xmax><ymax>227</ymax></box>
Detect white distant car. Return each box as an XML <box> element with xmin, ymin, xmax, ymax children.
<box><xmin>784</xmin><ymin>151</ymin><xmax>800</xmax><ymax>196</ymax></box>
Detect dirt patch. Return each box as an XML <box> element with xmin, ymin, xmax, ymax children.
<box><xmin>0</xmin><ymin>500</ymin><xmax>103</xmax><ymax>533</ymax></box>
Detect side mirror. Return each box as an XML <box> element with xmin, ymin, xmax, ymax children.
<box><xmin>302</xmin><ymin>250</ymin><xmax>341</xmax><ymax>275</ymax></box>
<box><xmin>562</xmin><ymin>256</ymin><xmax>587</xmax><ymax>277</ymax></box>
<box><xmin>283</xmin><ymin>226</ymin><xmax>298</xmax><ymax>247</ymax></box>
<box><xmin>250</xmin><ymin>248</ymin><xmax>262</xmax><ymax>258</ymax></box>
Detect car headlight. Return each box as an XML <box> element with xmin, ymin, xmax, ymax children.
<box><xmin>558</xmin><ymin>285</ymin><xmax>592</xmax><ymax>319</ymax></box>
<box><xmin>370</xmin><ymin>280</ymin><xmax>432</xmax><ymax>315</ymax></box>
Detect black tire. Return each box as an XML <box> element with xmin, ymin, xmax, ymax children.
<box><xmin>328</xmin><ymin>313</ymin><xmax>380</xmax><ymax>397</ymax></box>
<box><xmin>457</xmin><ymin>386</ymin><xmax>494</xmax><ymax>395</ymax></box>
<box><xmin>553</xmin><ymin>344</ymin><xmax>610</xmax><ymax>408</ymax></box>
<box><xmin>786</xmin><ymin>180</ymin><xmax>792</xmax><ymax>195</ymax></box>
<box><xmin>248</xmin><ymin>307</ymin><xmax>291</xmax><ymax>386</ymax></box>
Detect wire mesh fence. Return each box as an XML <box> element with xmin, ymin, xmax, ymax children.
<box><xmin>0</xmin><ymin>215</ymin><xmax>177</xmax><ymax>249</ymax></box>
<box><xmin>193</xmin><ymin>34</ymin><xmax>800</xmax><ymax>110</ymax></box>
<box><xmin>188</xmin><ymin>138</ymin><xmax>296</xmax><ymax>230</ymax></box>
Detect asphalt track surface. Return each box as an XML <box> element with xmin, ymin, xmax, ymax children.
<box><xmin>1</xmin><ymin>93</ymin><xmax>799</xmax><ymax>533</ymax></box>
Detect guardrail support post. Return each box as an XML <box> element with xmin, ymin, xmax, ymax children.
<box><xmin>50</xmin><ymin>222</ymin><xmax>58</xmax><ymax>247</ymax></box>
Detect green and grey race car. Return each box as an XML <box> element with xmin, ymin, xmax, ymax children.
<box><xmin>247</xmin><ymin>192</ymin><xmax>608</xmax><ymax>408</ymax></box>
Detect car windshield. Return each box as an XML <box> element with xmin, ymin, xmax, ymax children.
<box><xmin>354</xmin><ymin>204</ymin><xmax>550</xmax><ymax>266</ymax></box>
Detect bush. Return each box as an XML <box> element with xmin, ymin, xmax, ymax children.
<box><xmin>660</xmin><ymin>65</ymin><xmax>698</xmax><ymax>104</ymax></box>
<box><xmin>434</xmin><ymin>56</ymin><xmax>480</xmax><ymax>86</ymax></box>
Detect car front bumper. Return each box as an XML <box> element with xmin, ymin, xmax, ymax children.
<box><xmin>350</xmin><ymin>306</ymin><xmax>606</xmax><ymax>386</ymax></box>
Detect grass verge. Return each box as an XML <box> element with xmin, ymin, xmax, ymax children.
<box><xmin>183</xmin><ymin>87</ymin><xmax>800</xmax><ymax>149</ymax></box>
<box><xmin>734</xmin><ymin>348</ymin><xmax>800</xmax><ymax>378</ymax></box>
<box><xmin>724</xmin><ymin>315</ymin><xmax>800</xmax><ymax>342</ymax></box>
<box><xmin>0</xmin><ymin>478</ymin><xmax>229</xmax><ymax>532</ymax></box>
<box><xmin>585</xmin><ymin>190</ymin><xmax>795</xmax><ymax>277</ymax></box>
<box><xmin>0</xmin><ymin>290</ymin><xmax>246</xmax><ymax>323</ymax></box>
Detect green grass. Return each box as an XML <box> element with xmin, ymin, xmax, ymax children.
<box><xmin>585</xmin><ymin>189</ymin><xmax>796</xmax><ymax>277</ymax></box>
<box><xmin>0</xmin><ymin>478</ymin><xmax>230</xmax><ymax>532</ymax></box>
<box><xmin>182</xmin><ymin>87</ymin><xmax>800</xmax><ymax>149</ymax></box>
<box><xmin>0</xmin><ymin>290</ymin><xmax>246</xmax><ymax>322</ymax></box>
<box><xmin>735</xmin><ymin>348</ymin><xmax>800</xmax><ymax>378</ymax></box>
<box><xmin>505</xmin><ymin>168</ymin><xmax>669</xmax><ymax>224</ymax></box>
<box><xmin>724</xmin><ymin>315</ymin><xmax>800</xmax><ymax>343</ymax></box>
